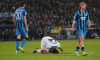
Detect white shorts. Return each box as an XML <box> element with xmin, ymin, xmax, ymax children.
<box><xmin>41</xmin><ymin>40</ymin><xmax>46</xmax><ymax>50</ymax></box>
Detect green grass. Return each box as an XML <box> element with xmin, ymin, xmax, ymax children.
<box><xmin>0</xmin><ymin>39</ymin><xmax>100</xmax><ymax>60</ymax></box>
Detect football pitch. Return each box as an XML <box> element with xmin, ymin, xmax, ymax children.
<box><xmin>0</xmin><ymin>39</ymin><xmax>100</xmax><ymax>60</ymax></box>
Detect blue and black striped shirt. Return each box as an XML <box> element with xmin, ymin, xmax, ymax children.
<box><xmin>15</xmin><ymin>8</ymin><xmax>27</xmax><ymax>28</ymax></box>
<box><xmin>73</xmin><ymin>10</ymin><xmax>89</xmax><ymax>32</ymax></box>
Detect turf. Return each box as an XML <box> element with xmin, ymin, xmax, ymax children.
<box><xmin>0</xmin><ymin>39</ymin><xmax>100</xmax><ymax>60</ymax></box>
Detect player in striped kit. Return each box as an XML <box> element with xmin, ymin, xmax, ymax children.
<box><xmin>71</xmin><ymin>2</ymin><xmax>91</xmax><ymax>56</ymax></box>
<box><xmin>13</xmin><ymin>1</ymin><xmax>29</xmax><ymax>53</ymax></box>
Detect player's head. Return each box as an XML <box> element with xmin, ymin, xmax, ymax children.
<box><xmin>50</xmin><ymin>49</ymin><xmax>59</xmax><ymax>53</ymax></box>
<box><xmin>20</xmin><ymin>1</ymin><xmax>26</xmax><ymax>8</ymax></box>
<box><xmin>80</xmin><ymin>2</ymin><xmax>86</xmax><ymax>10</ymax></box>
<box><xmin>52</xmin><ymin>46</ymin><xmax>56</xmax><ymax>49</ymax></box>
<box><xmin>49</xmin><ymin>46</ymin><xmax>59</xmax><ymax>53</ymax></box>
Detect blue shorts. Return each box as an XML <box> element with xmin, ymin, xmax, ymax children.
<box><xmin>77</xmin><ymin>30</ymin><xmax>86</xmax><ymax>38</ymax></box>
<box><xmin>16</xmin><ymin>27</ymin><xmax>28</xmax><ymax>35</ymax></box>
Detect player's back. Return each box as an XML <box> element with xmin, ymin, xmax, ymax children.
<box><xmin>15</xmin><ymin>8</ymin><xmax>26</xmax><ymax>28</ymax></box>
<box><xmin>41</xmin><ymin>36</ymin><xmax>57</xmax><ymax>45</ymax></box>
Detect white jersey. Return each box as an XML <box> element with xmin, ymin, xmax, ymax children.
<box><xmin>41</xmin><ymin>36</ymin><xmax>61</xmax><ymax>52</ymax></box>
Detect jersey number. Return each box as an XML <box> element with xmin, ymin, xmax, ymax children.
<box><xmin>16</xmin><ymin>12</ymin><xmax>21</xmax><ymax>20</ymax></box>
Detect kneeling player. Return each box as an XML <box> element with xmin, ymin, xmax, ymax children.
<box><xmin>33</xmin><ymin>36</ymin><xmax>63</xmax><ymax>54</ymax></box>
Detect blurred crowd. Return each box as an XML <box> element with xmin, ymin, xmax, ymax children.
<box><xmin>0</xmin><ymin>0</ymin><xmax>100</xmax><ymax>41</ymax></box>
<box><xmin>0</xmin><ymin>28</ymin><xmax>16</xmax><ymax>41</ymax></box>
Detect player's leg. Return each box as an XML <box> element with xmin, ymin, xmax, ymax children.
<box><xmin>19</xmin><ymin>28</ymin><xmax>28</xmax><ymax>53</ymax></box>
<box><xmin>37</xmin><ymin>41</ymin><xmax>45</xmax><ymax>53</ymax></box>
<box><xmin>75</xmin><ymin>39</ymin><xmax>81</xmax><ymax>52</ymax></box>
<box><xmin>16</xmin><ymin>35</ymin><xmax>21</xmax><ymax>53</ymax></box>
<box><xmin>19</xmin><ymin>34</ymin><xmax>28</xmax><ymax>53</ymax></box>
<box><xmin>79</xmin><ymin>35</ymin><xmax>88</xmax><ymax>56</ymax></box>
<box><xmin>33</xmin><ymin>41</ymin><xmax>44</xmax><ymax>53</ymax></box>
<box><xmin>79</xmin><ymin>35</ymin><xmax>84</xmax><ymax>51</ymax></box>
<box><xmin>75</xmin><ymin>38</ymin><xmax>81</xmax><ymax>56</ymax></box>
<box><xmin>20</xmin><ymin>34</ymin><xmax>28</xmax><ymax>48</ymax></box>
<box><xmin>75</xmin><ymin>31</ymin><xmax>82</xmax><ymax>56</ymax></box>
<box><xmin>36</xmin><ymin>49</ymin><xmax>42</xmax><ymax>53</ymax></box>
<box><xmin>16</xmin><ymin>28</ymin><xmax>21</xmax><ymax>53</ymax></box>
<box><xmin>33</xmin><ymin>39</ymin><xmax>45</xmax><ymax>53</ymax></box>
<box><xmin>33</xmin><ymin>48</ymin><xmax>42</xmax><ymax>53</ymax></box>
<box><xmin>79</xmin><ymin>35</ymin><xmax>84</xmax><ymax>44</ymax></box>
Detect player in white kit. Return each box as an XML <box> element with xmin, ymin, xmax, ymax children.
<box><xmin>33</xmin><ymin>36</ymin><xmax>63</xmax><ymax>54</ymax></box>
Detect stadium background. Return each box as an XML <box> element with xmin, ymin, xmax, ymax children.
<box><xmin>0</xmin><ymin>0</ymin><xmax>100</xmax><ymax>41</ymax></box>
<box><xmin>0</xmin><ymin>0</ymin><xmax>100</xmax><ymax>60</ymax></box>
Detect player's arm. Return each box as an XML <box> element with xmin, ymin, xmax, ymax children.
<box><xmin>23</xmin><ymin>10</ymin><xmax>29</xmax><ymax>32</ymax></box>
<box><xmin>71</xmin><ymin>20</ymin><xmax>76</xmax><ymax>32</ymax></box>
<box><xmin>71</xmin><ymin>11</ymin><xmax>77</xmax><ymax>32</ymax></box>
<box><xmin>13</xmin><ymin>15</ymin><xmax>16</xmax><ymax>25</ymax></box>
<box><xmin>59</xmin><ymin>47</ymin><xmax>63</xmax><ymax>53</ymax></box>
<box><xmin>87</xmin><ymin>11</ymin><xmax>91</xmax><ymax>27</ymax></box>
<box><xmin>24</xmin><ymin>16</ymin><xmax>29</xmax><ymax>32</ymax></box>
<box><xmin>87</xmin><ymin>19</ymin><xmax>91</xmax><ymax>27</ymax></box>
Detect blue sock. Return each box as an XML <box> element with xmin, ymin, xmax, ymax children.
<box><xmin>76</xmin><ymin>47</ymin><xmax>80</xmax><ymax>52</ymax></box>
<box><xmin>20</xmin><ymin>38</ymin><xmax>27</xmax><ymax>48</ymax></box>
<box><xmin>81</xmin><ymin>47</ymin><xmax>85</xmax><ymax>52</ymax></box>
<box><xmin>16</xmin><ymin>40</ymin><xmax>19</xmax><ymax>51</ymax></box>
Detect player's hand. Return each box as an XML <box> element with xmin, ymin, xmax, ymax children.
<box><xmin>88</xmin><ymin>23</ymin><xmax>91</xmax><ymax>27</ymax></box>
<box><xmin>71</xmin><ymin>27</ymin><xmax>74</xmax><ymax>32</ymax></box>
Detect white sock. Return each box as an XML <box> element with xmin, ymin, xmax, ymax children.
<box><xmin>36</xmin><ymin>49</ymin><xmax>41</xmax><ymax>53</ymax></box>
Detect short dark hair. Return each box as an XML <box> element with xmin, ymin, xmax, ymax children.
<box><xmin>50</xmin><ymin>49</ymin><xmax>59</xmax><ymax>53</ymax></box>
<box><xmin>20</xmin><ymin>1</ymin><xmax>25</xmax><ymax>7</ymax></box>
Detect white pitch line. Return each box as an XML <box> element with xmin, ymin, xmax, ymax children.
<box><xmin>88</xmin><ymin>52</ymin><xmax>95</xmax><ymax>55</ymax></box>
<box><xmin>59</xmin><ymin>51</ymin><xmax>95</xmax><ymax>56</ymax></box>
